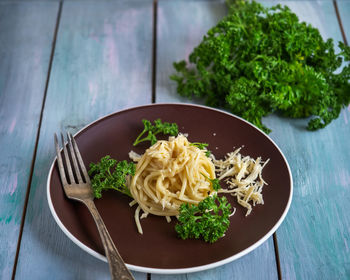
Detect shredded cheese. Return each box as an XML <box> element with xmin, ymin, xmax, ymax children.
<box><xmin>215</xmin><ymin>148</ymin><xmax>269</xmax><ymax>216</ymax></box>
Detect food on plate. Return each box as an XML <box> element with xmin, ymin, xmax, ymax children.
<box><xmin>88</xmin><ymin>156</ymin><xmax>135</xmax><ymax>199</ymax></box>
<box><xmin>175</xmin><ymin>194</ymin><xmax>231</xmax><ymax>243</ymax></box>
<box><xmin>88</xmin><ymin>119</ymin><xmax>269</xmax><ymax>242</ymax></box>
<box><xmin>129</xmin><ymin>134</ymin><xmax>217</xmax><ymax>234</ymax></box>
<box><xmin>133</xmin><ymin>119</ymin><xmax>178</xmax><ymax>146</ymax></box>
<box><xmin>214</xmin><ymin>148</ymin><xmax>269</xmax><ymax>216</ymax></box>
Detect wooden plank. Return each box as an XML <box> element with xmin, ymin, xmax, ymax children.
<box><xmin>259</xmin><ymin>1</ymin><xmax>350</xmax><ymax>279</ymax></box>
<box><xmin>0</xmin><ymin>2</ymin><xmax>59</xmax><ymax>279</ymax></box>
<box><xmin>14</xmin><ymin>1</ymin><xmax>152</xmax><ymax>279</ymax></box>
<box><xmin>156</xmin><ymin>0</ymin><xmax>227</xmax><ymax>103</ymax></box>
<box><xmin>155</xmin><ymin>1</ymin><xmax>279</xmax><ymax>279</ymax></box>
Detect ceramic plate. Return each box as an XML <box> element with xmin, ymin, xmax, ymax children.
<box><xmin>47</xmin><ymin>103</ymin><xmax>292</xmax><ymax>274</ymax></box>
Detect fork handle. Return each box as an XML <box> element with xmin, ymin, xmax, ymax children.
<box><xmin>83</xmin><ymin>199</ymin><xmax>134</xmax><ymax>280</ymax></box>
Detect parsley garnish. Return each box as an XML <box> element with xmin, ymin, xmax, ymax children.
<box><xmin>88</xmin><ymin>155</ymin><xmax>135</xmax><ymax>199</ymax></box>
<box><xmin>171</xmin><ymin>0</ymin><xmax>350</xmax><ymax>133</ymax></box>
<box><xmin>133</xmin><ymin>119</ymin><xmax>178</xmax><ymax>146</ymax></box>
<box><xmin>175</xmin><ymin>194</ymin><xmax>231</xmax><ymax>243</ymax></box>
<box><xmin>190</xmin><ymin>142</ymin><xmax>212</xmax><ymax>157</ymax></box>
<box><xmin>201</xmin><ymin>173</ymin><xmax>221</xmax><ymax>191</ymax></box>
<box><xmin>209</xmin><ymin>178</ymin><xmax>221</xmax><ymax>191</ymax></box>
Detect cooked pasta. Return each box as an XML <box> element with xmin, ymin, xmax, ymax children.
<box><xmin>129</xmin><ymin>134</ymin><xmax>216</xmax><ymax>234</ymax></box>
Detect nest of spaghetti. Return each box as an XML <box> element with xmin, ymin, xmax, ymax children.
<box><xmin>129</xmin><ymin>134</ymin><xmax>216</xmax><ymax>234</ymax></box>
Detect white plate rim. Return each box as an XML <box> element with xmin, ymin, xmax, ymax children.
<box><xmin>47</xmin><ymin>102</ymin><xmax>293</xmax><ymax>274</ymax></box>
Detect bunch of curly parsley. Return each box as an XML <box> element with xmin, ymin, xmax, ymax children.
<box><xmin>171</xmin><ymin>0</ymin><xmax>350</xmax><ymax>133</ymax></box>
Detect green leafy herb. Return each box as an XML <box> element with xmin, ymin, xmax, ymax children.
<box><xmin>209</xmin><ymin>178</ymin><xmax>221</xmax><ymax>191</ymax></box>
<box><xmin>201</xmin><ymin>173</ymin><xmax>221</xmax><ymax>191</ymax></box>
<box><xmin>171</xmin><ymin>0</ymin><xmax>350</xmax><ymax>133</ymax></box>
<box><xmin>175</xmin><ymin>194</ymin><xmax>231</xmax><ymax>243</ymax></box>
<box><xmin>133</xmin><ymin>119</ymin><xmax>179</xmax><ymax>146</ymax></box>
<box><xmin>88</xmin><ymin>155</ymin><xmax>135</xmax><ymax>199</ymax></box>
<box><xmin>190</xmin><ymin>142</ymin><xmax>212</xmax><ymax>157</ymax></box>
<box><xmin>190</xmin><ymin>142</ymin><xmax>209</xmax><ymax>149</ymax></box>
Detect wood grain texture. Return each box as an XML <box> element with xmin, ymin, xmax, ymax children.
<box><xmin>5</xmin><ymin>1</ymin><xmax>348</xmax><ymax>280</ymax></box>
<box><xmin>0</xmin><ymin>2</ymin><xmax>58</xmax><ymax>279</ymax></box>
<box><xmin>156</xmin><ymin>0</ymin><xmax>227</xmax><ymax>104</ymax></box>
<box><xmin>259</xmin><ymin>1</ymin><xmax>350</xmax><ymax>279</ymax></box>
<box><xmin>14</xmin><ymin>1</ymin><xmax>152</xmax><ymax>279</ymax></box>
<box><xmin>155</xmin><ymin>1</ymin><xmax>279</xmax><ymax>279</ymax></box>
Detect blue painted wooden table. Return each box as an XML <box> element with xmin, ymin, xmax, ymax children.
<box><xmin>0</xmin><ymin>0</ymin><xmax>349</xmax><ymax>279</ymax></box>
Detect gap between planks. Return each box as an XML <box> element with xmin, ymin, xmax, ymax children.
<box><xmin>11</xmin><ymin>2</ymin><xmax>63</xmax><ymax>279</ymax></box>
<box><xmin>273</xmin><ymin>233</ymin><xmax>282</xmax><ymax>280</ymax></box>
<box><xmin>151</xmin><ymin>0</ymin><xmax>158</xmax><ymax>104</ymax></box>
<box><xmin>333</xmin><ymin>0</ymin><xmax>348</xmax><ymax>45</ymax></box>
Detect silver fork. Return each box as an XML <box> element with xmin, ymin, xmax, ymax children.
<box><xmin>54</xmin><ymin>133</ymin><xmax>134</xmax><ymax>280</ymax></box>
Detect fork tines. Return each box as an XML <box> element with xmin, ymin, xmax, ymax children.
<box><xmin>54</xmin><ymin>133</ymin><xmax>90</xmax><ymax>186</ymax></box>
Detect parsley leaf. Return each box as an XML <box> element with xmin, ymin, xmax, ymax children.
<box><xmin>133</xmin><ymin>119</ymin><xmax>178</xmax><ymax>146</ymax></box>
<box><xmin>88</xmin><ymin>155</ymin><xmax>135</xmax><ymax>199</ymax></box>
<box><xmin>201</xmin><ymin>173</ymin><xmax>221</xmax><ymax>191</ymax></box>
<box><xmin>175</xmin><ymin>194</ymin><xmax>231</xmax><ymax>243</ymax></box>
<box><xmin>190</xmin><ymin>142</ymin><xmax>212</xmax><ymax>157</ymax></box>
<box><xmin>209</xmin><ymin>178</ymin><xmax>221</xmax><ymax>191</ymax></box>
<box><xmin>171</xmin><ymin>0</ymin><xmax>350</xmax><ymax>133</ymax></box>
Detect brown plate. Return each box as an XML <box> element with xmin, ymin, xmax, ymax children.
<box><xmin>47</xmin><ymin>103</ymin><xmax>292</xmax><ymax>274</ymax></box>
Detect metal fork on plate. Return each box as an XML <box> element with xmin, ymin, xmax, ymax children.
<box><xmin>54</xmin><ymin>133</ymin><xmax>134</xmax><ymax>280</ymax></box>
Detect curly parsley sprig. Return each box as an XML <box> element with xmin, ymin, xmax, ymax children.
<box><xmin>190</xmin><ymin>142</ymin><xmax>212</xmax><ymax>157</ymax></box>
<box><xmin>200</xmin><ymin>173</ymin><xmax>221</xmax><ymax>191</ymax></box>
<box><xmin>88</xmin><ymin>155</ymin><xmax>135</xmax><ymax>199</ymax></box>
<box><xmin>175</xmin><ymin>194</ymin><xmax>232</xmax><ymax>243</ymax></box>
<box><xmin>133</xmin><ymin>119</ymin><xmax>178</xmax><ymax>146</ymax></box>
